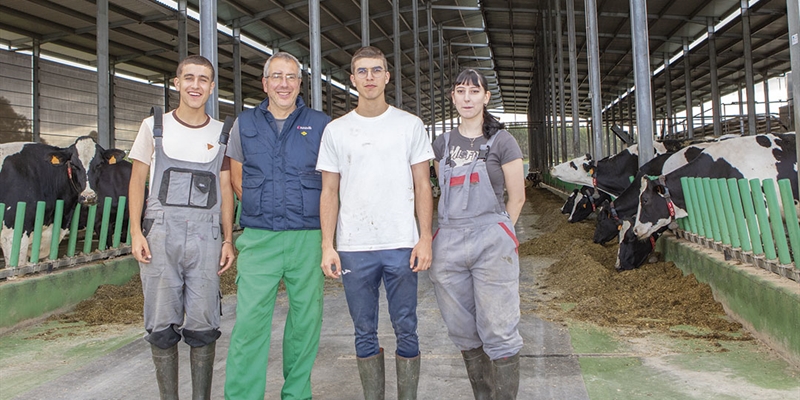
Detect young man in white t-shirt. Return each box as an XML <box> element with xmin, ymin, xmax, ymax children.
<box><xmin>317</xmin><ymin>46</ymin><xmax>434</xmax><ymax>400</ymax></box>
<box><xmin>128</xmin><ymin>55</ymin><xmax>235</xmax><ymax>400</ymax></box>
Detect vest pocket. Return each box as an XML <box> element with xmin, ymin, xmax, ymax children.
<box><xmin>300</xmin><ymin>173</ymin><xmax>322</xmax><ymax>218</ymax></box>
<box><xmin>241</xmin><ymin>176</ymin><xmax>264</xmax><ymax>216</ymax></box>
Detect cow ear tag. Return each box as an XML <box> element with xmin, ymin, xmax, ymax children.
<box><xmin>50</xmin><ymin>155</ymin><xmax>62</xmax><ymax>165</ymax></box>
<box><xmin>108</xmin><ymin>155</ymin><xmax>117</xmax><ymax>165</ymax></box>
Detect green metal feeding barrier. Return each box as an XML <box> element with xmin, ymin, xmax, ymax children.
<box><xmin>0</xmin><ymin>196</ymin><xmax>133</xmax><ymax>279</ymax></box>
<box><xmin>678</xmin><ymin>177</ymin><xmax>800</xmax><ymax>282</ymax></box>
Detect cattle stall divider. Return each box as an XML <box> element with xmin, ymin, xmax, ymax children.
<box><xmin>678</xmin><ymin>177</ymin><xmax>800</xmax><ymax>282</ymax></box>
<box><xmin>0</xmin><ymin>196</ymin><xmax>132</xmax><ymax>280</ymax></box>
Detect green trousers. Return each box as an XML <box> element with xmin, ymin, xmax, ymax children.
<box><xmin>225</xmin><ymin>228</ymin><xmax>324</xmax><ymax>400</ymax></box>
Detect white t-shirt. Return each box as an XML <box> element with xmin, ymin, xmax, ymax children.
<box><xmin>316</xmin><ymin>106</ymin><xmax>434</xmax><ymax>251</ymax></box>
<box><xmin>129</xmin><ymin>111</ymin><xmax>224</xmax><ymax>180</ymax></box>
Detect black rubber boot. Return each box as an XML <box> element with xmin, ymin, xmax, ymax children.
<box><xmin>492</xmin><ymin>352</ymin><xmax>520</xmax><ymax>400</ymax></box>
<box><xmin>190</xmin><ymin>342</ymin><xmax>216</xmax><ymax>400</ymax></box>
<box><xmin>396</xmin><ymin>353</ymin><xmax>420</xmax><ymax>400</ymax></box>
<box><xmin>462</xmin><ymin>346</ymin><xmax>494</xmax><ymax>400</ymax></box>
<box><xmin>357</xmin><ymin>348</ymin><xmax>385</xmax><ymax>400</ymax></box>
<box><xmin>150</xmin><ymin>344</ymin><xmax>179</xmax><ymax>400</ymax></box>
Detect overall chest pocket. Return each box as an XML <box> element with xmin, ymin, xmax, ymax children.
<box><xmin>158</xmin><ymin>168</ymin><xmax>217</xmax><ymax>209</ymax></box>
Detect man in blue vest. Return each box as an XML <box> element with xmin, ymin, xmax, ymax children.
<box><xmin>224</xmin><ymin>52</ymin><xmax>331</xmax><ymax>400</ymax></box>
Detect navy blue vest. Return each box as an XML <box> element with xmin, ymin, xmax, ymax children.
<box><xmin>237</xmin><ymin>97</ymin><xmax>331</xmax><ymax>231</ymax></box>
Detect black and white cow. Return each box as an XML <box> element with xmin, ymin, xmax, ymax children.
<box><xmin>550</xmin><ymin>143</ymin><xmax>668</xmax><ymax>197</ymax></box>
<box><xmin>0</xmin><ymin>137</ymin><xmax>126</xmax><ymax>266</ymax></box>
<box><xmin>593</xmin><ymin>144</ymin><xmax>713</xmax><ymax>244</ymax></box>
<box><xmin>550</xmin><ymin>154</ymin><xmax>594</xmax><ymax>187</ymax></box>
<box><xmin>561</xmin><ymin>188</ymin><xmax>580</xmax><ymax>214</ymax></box>
<box><xmin>615</xmin><ymin>218</ymin><xmax>665</xmax><ymax>271</ymax></box>
<box><xmin>633</xmin><ymin>133</ymin><xmax>797</xmax><ymax>240</ymax></box>
<box><xmin>568</xmin><ymin>186</ymin><xmax>611</xmax><ymax>223</ymax></box>
<box><xmin>79</xmin><ymin>157</ymin><xmax>133</xmax><ymax>245</ymax></box>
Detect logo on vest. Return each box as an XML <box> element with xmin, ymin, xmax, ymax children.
<box><xmin>297</xmin><ymin>125</ymin><xmax>312</xmax><ymax>130</ymax></box>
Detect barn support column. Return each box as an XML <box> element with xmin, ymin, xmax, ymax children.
<box><xmin>611</xmin><ymin>103</ymin><xmax>618</xmax><ymax>153</ymax></box>
<box><xmin>664</xmin><ymin>53</ymin><xmax>674</xmax><ymax>139</ymax></box>
<box><xmin>200</xmin><ymin>0</ymin><xmax>218</xmax><ymax>119</ymax></box>
<box><xmin>345</xmin><ymin>78</ymin><xmax>352</xmax><ymax>112</ymax></box>
<box><xmin>763</xmin><ymin>71</ymin><xmax>772</xmax><ymax>133</ymax></box>
<box><xmin>233</xmin><ymin>27</ymin><xmax>242</xmax><ymax>116</ymax></box>
<box><xmin>310</xmin><ymin>0</ymin><xmax>322</xmax><ymax>111</ymax></box>
<box><xmin>555</xmin><ymin>0</ymin><xmax>567</xmax><ymax>160</ymax></box>
<box><xmin>32</xmin><ymin>39</ymin><xmax>40</xmax><ymax>143</ymax></box>
<box><xmin>449</xmin><ymin>45</ymin><xmax>455</xmax><ymax>130</ymax></box>
<box><xmin>604</xmin><ymin>109</ymin><xmax>611</xmax><ymax>156</ymax></box>
<box><xmin>326</xmin><ymin>68</ymin><xmax>333</xmax><ymax>116</ymax></box>
<box><xmin>302</xmin><ymin>57</ymin><xmax>311</xmax><ymax>107</ymax></box>
<box><xmin>361</xmin><ymin>0</ymin><xmax>370</xmax><ymax>46</ymax></box>
<box><xmin>163</xmin><ymin>73</ymin><xmax>171</xmax><ymax>111</ymax></box>
<box><xmin>545</xmin><ymin>9</ymin><xmax>558</xmax><ymax>163</ymax></box>
<box><xmin>178</xmin><ymin>0</ymin><xmax>188</xmax><ymax>61</ymax></box>
<box><xmin>741</xmin><ymin>0</ymin><xmax>757</xmax><ymax>136</ymax></box>
<box><xmin>707</xmin><ymin>18</ymin><xmax>722</xmax><ymax>137</ymax></box>
<box><xmin>427</xmin><ymin>1</ymin><xmax>436</xmax><ymax>137</ymax></box>
<box><xmin>439</xmin><ymin>25</ymin><xmax>446</xmax><ymax>135</ymax></box>
<box><xmin>683</xmin><ymin>37</ymin><xmax>694</xmax><ymax>139</ymax></box>
<box><xmin>109</xmin><ymin>61</ymin><xmax>116</xmax><ymax>146</ymax></box>
<box><xmin>700</xmin><ymin>96</ymin><xmax>707</xmax><ymax>136</ymax></box>
<box><xmin>738</xmin><ymin>82</ymin><xmax>746</xmax><ymax>134</ymax></box>
<box><xmin>393</xmin><ymin>0</ymin><xmax>402</xmax><ymax>108</ymax></box>
<box><xmin>585</xmin><ymin>0</ymin><xmax>604</xmax><ymax>160</ymax></box>
<box><xmin>566</xmin><ymin>0</ymin><xmax>581</xmax><ymax>157</ymax></box>
<box><xmin>413</xmin><ymin>0</ymin><xmax>421</xmax><ymax>118</ymax></box>
<box><xmin>97</xmin><ymin>0</ymin><xmax>111</xmax><ymax>149</ymax></box>
<box><xmin>627</xmin><ymin>88</ymin><xmax>634</xmax><ymax>143</ymax></box>
<box><xmin>630</xmin><ymin>0</ymin><xmax>654</xmax><ymax>166</ymax></box>
<box><xmin>788</xmin><ymin>0</ymin><xmax>800</xmax><ymax>189</ymax></box>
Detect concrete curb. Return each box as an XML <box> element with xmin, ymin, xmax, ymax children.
<box><xmin>658</xmin><ymin>235</ymin><xmax>800</xmax><ymax>368</ymax></box>
<box><xmin>0</xmin><ymin>257</ymin><xmax>139</xmax><ymax>329</ymax></box>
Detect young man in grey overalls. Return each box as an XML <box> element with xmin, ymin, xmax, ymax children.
<box><xmin>128</xmin><ymin>55</ymin><xmax>235</xmax><ymax>400</ymax></box>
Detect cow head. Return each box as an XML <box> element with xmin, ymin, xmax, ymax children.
<box><xmin>633</xmin><ymin>176</ymin><xmax>680</xmax><ymax>239</ymax></box>
<box><xmin>593</xmin><ymin>200</ymin><xmax>621</xmax><ymax>243</ymax></box>
<box><xmin>65</xmin><ymin>136</ymin><xmax>125</xmax><ymax>206</ymax></box>
<box><xmin>549</xmin><ymin>154</ymin><xmax>594</xmax><ymax>186</ymax></box>
<box><xmin>561</xmin><ymin>189</ymin><xmax>579</xmax><ymax>214</ymax></box>
<box><xmin>616</xmin><ymin>218</ymin><xmax>661</xmax><ymax>271</ymax></box>
<box><xmin>568</xmin><ymin>187</ymin><xmax>595</xmax><ymax>223</ymax></box>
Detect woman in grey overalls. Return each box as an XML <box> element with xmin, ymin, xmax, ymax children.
<box><xmin>430</xmin><ymin>69</ymin><xmax>526</xmax><ymax>400</ymax></box>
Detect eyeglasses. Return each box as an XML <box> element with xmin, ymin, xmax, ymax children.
<box><xmin>354</xmin><ymin>66</ymin><xmax>385</xmax><ymax>79</ymax></box>
<box><xmin>268</xmin><ymin>73</ymin><xmax>299</xmax><ymax>83</ymax></box>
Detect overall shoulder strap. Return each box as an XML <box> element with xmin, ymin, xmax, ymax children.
<box><xmin>219</xmin><ymin>116</ymin><xmax>234</xmax><ymax>145</ymax></box>
<box><xmin>150</xmin><ymin>106</ymin><xmax>163</xmax><ymax>138</ymax></box>
<box><xmin>477</xmin><ymin>131</ymin><xmax>501</xmax><ymax>161</ymax></box>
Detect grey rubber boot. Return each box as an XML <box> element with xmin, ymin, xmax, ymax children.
<box><xmin>396</xmin><ymin>353</ymin><xmax>421</xmax><ymax>400</ymax></box>
<box><xmin>462</xmin><ymin>346</ymin><xmax>493</xmax><ymax>400</ymax></box>
<box><xmin>150</xmin><ymin>344</ymin><xmax>179</xmax><ymax>400</ymax></box>
<box><xmin>356</xmin><ymin>348</ymin><xmax>385</xmax><ymax>400</ymax></box>
<box><xmin>492</xmin><ymin>352</ymin><xmax>520</xmax><ymax>400</ymax></box>
<box><xmin>190</xmin><ymin>342</ymin><xmax>216</xmax><ymax>400</ymax></box>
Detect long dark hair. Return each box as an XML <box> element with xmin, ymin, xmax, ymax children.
<box><xmin>452</xmin><ymin>69</ymin><xmax>504</xmax><ymax>139</ymax></box>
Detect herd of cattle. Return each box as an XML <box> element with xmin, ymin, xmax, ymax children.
<box><xmin>0</xmin><ymin>137</ymin><xmax>132</xmax><ymax>267</ymax></box>
<box><xmin>550</xmin><ymin>133</ymin><xmax>798</xmax><ymax>271</ymax></box>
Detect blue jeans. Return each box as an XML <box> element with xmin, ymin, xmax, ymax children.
<box><xmin>339</xmin><ymin>249</ymin><xmax>420</xmax><ymax>359</ymax></box>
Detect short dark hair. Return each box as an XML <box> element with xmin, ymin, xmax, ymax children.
<box><xmin>351</xmin><ymin>46</ymin><xmax>388</xmax><ymax>70</ymax></box>
<box><xmin>176</xmin><ymin>55</ymin><xmax>215</xmax><ymax>81</ymax></box>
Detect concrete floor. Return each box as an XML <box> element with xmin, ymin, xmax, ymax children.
<box><xmin>3</xmin><ymin>200</ymin><xmax>799</xmax><ymax>399</ymax></box>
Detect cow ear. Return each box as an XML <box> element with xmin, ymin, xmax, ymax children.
<box><xmin>104</xmin><ymin>149</ymin><xmax>126</xmax><ymax>165</ymax></box>
<box><xmin>47</xmin><ymin>152</ymin><xmax>67</xmax><ymax>166</ymax></box>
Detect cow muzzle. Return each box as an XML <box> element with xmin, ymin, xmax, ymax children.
<box><xmin>79</xmin><ymin>191</ymin><xmax>98</xmax><ymax>205</ymax></box>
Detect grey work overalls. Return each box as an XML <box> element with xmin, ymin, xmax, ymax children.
<box><xmin>430</xmin><ymin>131</ymin><xmax>524</xmax><ymax>360</ymax></box>
<box><xmin>140</xmin><ymin>108</ymin><xmax>230</xmax><ymax>349</ymax></box>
